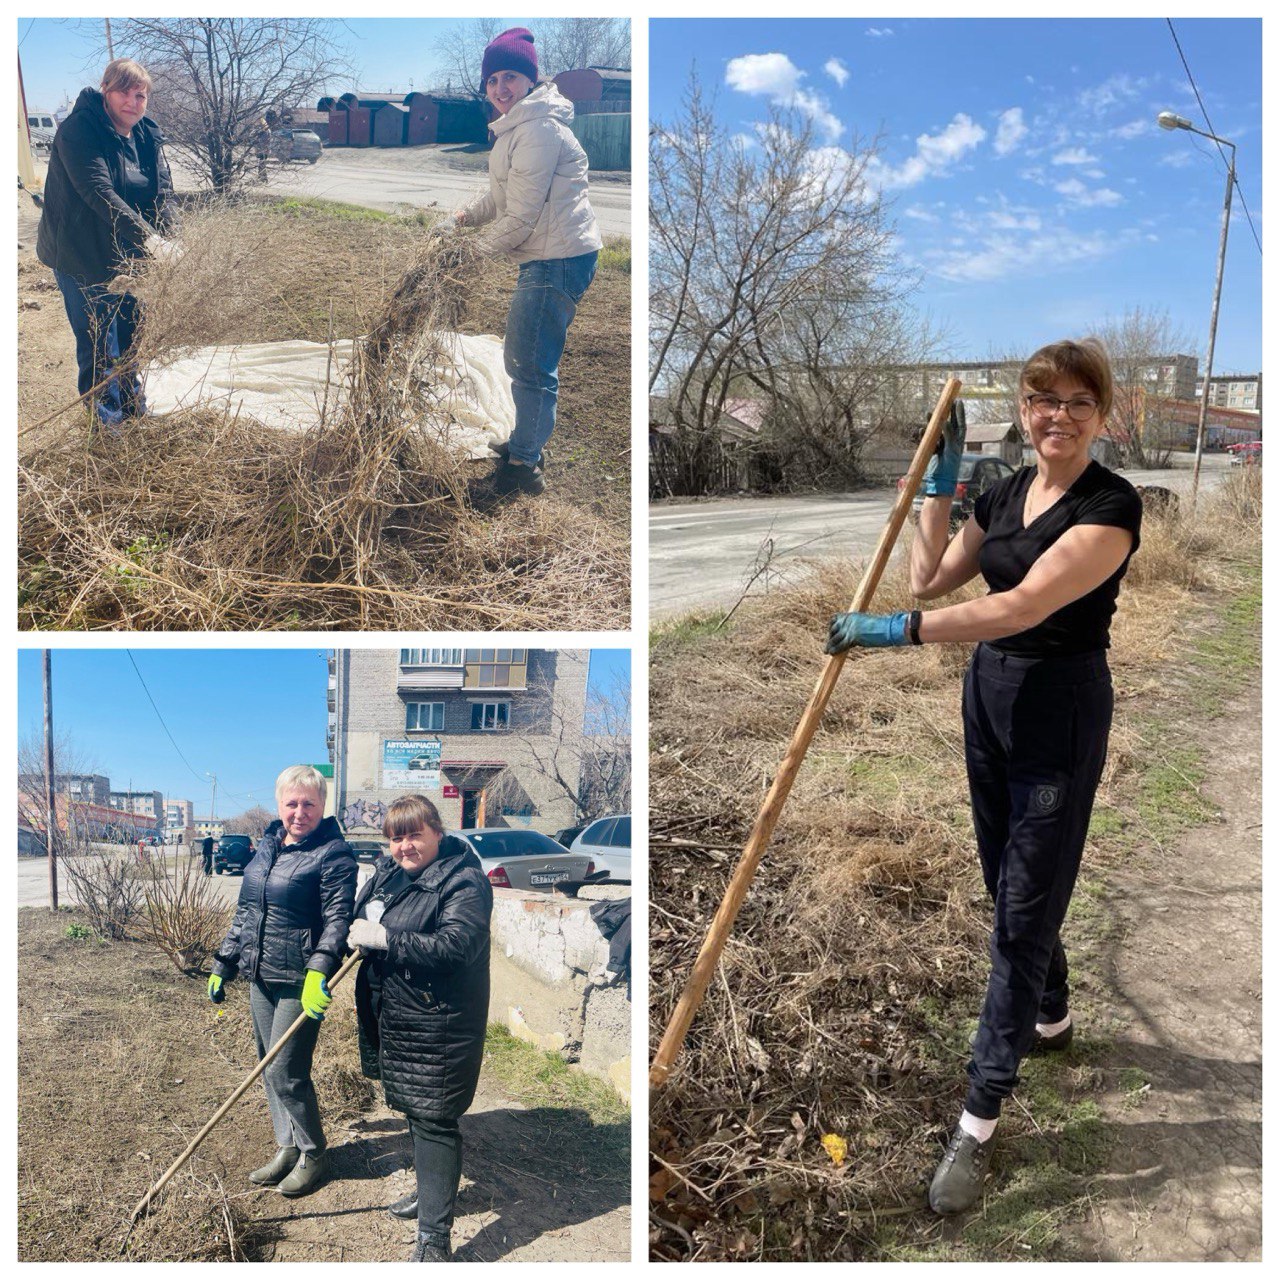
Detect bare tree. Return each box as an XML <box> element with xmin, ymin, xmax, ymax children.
<box><xmin>650</xmin><ymin>72</ymin><xmax>919</xmax><ymax>496</ymax></box>
<box><xmin>538</xmin><ymin>17</ymin><xmax>630</xmax><ymax>73</ymax></box>
<box><xmin>429</xmin><ymin>18</ymin><xmax>506</xmax><ymax>95</ymax></box>
<box><xmin>221</xmin><ymin>804</ymin><xmax>274</xmax><ymax>837</ymax></box>
<box><xmin>106</xmin><ymin>18</ymin><xmax>349</xmax><ymax>193</ymax></box>
<box><xmin>1095</xmin><ymin>307</ymin><xmax>1197</xmax><ymax>468</ymax></box>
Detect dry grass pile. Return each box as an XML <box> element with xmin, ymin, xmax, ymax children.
<box><xmin>649</xmin><ymin>472</ymin><xmax>1260</xmax><ymax>1260</ymax></box>
<box><xmin>18</xmin><ymin>203</ymin><xmax>628</xmax><ymax>631</ymax></box>
<box><xmin>18</xmin><ymin>906</ymin><xmax>376</xmax><ymax>1261</ymax></box>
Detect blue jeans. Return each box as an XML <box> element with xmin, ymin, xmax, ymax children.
<box><xmin>503</xmin><ymin>251</ymin><xmax>598</xmax><ymax>465</ymax></box>
<box><xmin>54</xmin><ymin>270</ymin><xmax>147</xmax><ymax>425</ymax></box>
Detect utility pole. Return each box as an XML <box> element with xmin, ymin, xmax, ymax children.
<box><xmin>43</xmin><ymin>651</ymin><xmax>58</xmax><ymax>912</ymax></box>
<box><xmin>105</xmin><ymin>18</ymin><xmax>115</xmax><ymax>60</ymax></box>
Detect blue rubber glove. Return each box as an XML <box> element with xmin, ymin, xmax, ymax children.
<box><xmin>208</xmin><ymin>974</ymin><xmax>225</xmax><ymax>1004</ymax></box>
<box><xmin>825</xmin><ymin>610</ymin><xmax>912</xmax><ymax>654</ymax></box>
<box><xmin>301</xmin><ymin>969</ymin><xmax>332</xmax><ymax>1021</ymax></box>
<box><xmin>922</xmin><ymin>401</ymin><xmax>966</xmax><ymax>497</ymax></box>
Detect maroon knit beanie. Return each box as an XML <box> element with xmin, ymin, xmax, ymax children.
<box><xmin>480</xmin><ymin>27</ymin><xmax>538</xmax><ymax>88</ymax></box>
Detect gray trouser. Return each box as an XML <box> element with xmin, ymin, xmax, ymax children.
<box><xmin>249</xmin><ymin>979</ymin><xmax>326</xmax><ymax>1153</ymax></box>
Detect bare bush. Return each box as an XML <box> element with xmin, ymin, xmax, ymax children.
<box><xmin>141</xmin><ymin>855</ymin><xmax>228</xmax><ymax>974</ymax></box>
<box><xmin>61</xmin><ymin>847</ymin><xmax>146</xmax><ymax>940</ymax></box>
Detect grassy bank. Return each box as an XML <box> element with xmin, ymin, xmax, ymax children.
<box><xmin>649</xmin><ymin>469</ymin><xmax>1261</xmax><ymax>1261</ymax></box>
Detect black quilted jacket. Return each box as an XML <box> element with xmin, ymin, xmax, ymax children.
<box><xmin>212</xmin><ymin>816</ymin><xmax>357</xmax><ymax>985</ymax></box>
<box><xmin>36</xmin><ymin>88</ymin><xmax>176</xmax><ymax>287</ymax></box>
<box><xmin>354</xmin><ymin>838</ymin><xmax>493</xmax><ymax>1123</ymax></box>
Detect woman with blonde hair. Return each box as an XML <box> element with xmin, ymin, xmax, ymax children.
<box><xmin>36</xmin><ymin>57</ymin><xmax>178</xmax><ymax>429</ymax></box>
<box><xmin>208</xmin><ymin>765</ymin><xmax>357</xmax><ymax>1197</ymax></box>
<box><xmin>348</xmin><ymin>794</ymin><xmax>493</xmax><ymax>1261</ymax></box>
<box><xmin>825</xmin><ymin>339</ymin><xmax>1142</xmax><ymax>1213</ymax></box>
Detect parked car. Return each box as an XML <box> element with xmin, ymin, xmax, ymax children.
<box><xmin>26</xmin><ymin>111</ymin><xmax>57</xmax><ymax>150</ymax></box>
<box><xmin>270</xmin><ymin>128</ymin><xmax>322</xmax><ymax>164</ymax></box>
<box><xmin>348</xmin><ymin>838</ymin><xmax>386</xmax><ymax>862</ymax></box>
<box><xmin>454</xmin><ymin>828</ymin><xmax>594</xmax><ymax>893</ymax></box>
<box><xmin>1230</xmin><ymin>441</ymin><xmax>1262</xmax><ymax>466</ymax></box>
<box><xmin>900</xmin><ymin>453</ymin><xmax>1016</xmax><ymax>526</ymax></box>
<box><xmin>571</xmin><ymin>814</ymin><xmax>632</xmax><ymax>883</ymax></box>
<box><xmin>214</xmin><ymin>834</ymin><xmax>255</xmax><ymax>875</ymax></box>
<box><xmin>553</xmin><ymin>824</ymin><xmax>588</xmax><ymax>849</ymax></box>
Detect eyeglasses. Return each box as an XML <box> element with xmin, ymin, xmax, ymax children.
<box><xmin>1024</xmin><ymin>393</ymin><xmax>1100</xmax><ymax>423</ymax></box>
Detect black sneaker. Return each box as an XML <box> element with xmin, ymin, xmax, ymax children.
<box><xmin>1029</xmin><ymin>1021</ymin><xmax>1074</xmax><ymax>1054</ymax></box>
<box><xmin>409</xmin><ymin>1233</ymin><xmax>453</xmax><ymax>1262</ymax></box>
<box><xmin>489</xmin><ymin>440</ymin><xmax>547</xmax><ymax>470</ymax></box>
<box><xmin>468</xmin><ymin>460</ymin><xmax>545</xmax><ymax>511</ymax></box>
<box><xmin>388</xmin><ymin>1191</ymin><xmax>419</xmax><ymax>1220</ymax></box>
<box><xmin>928</xmin><ymin>1127</ymin><xmax>994</xmax><ymax>1215</ymax></box>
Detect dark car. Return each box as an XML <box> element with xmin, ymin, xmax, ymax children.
<box><xmin>214</xmin><ymin>834</ymin><xmax>255</xmax><ymax>875</ymax></box>
<box><xmin>348</xmin><ymin>838</ymin><xmax>386</xmax><ymax>862</ymax></box>
<box><xmin>454</xmin><ymin>828</ymin><xmax>594</xmax><ymax>893</ymax></box>
<box><xmin>901</xmin><ymin>453</ymin><xmax>1016</xmax><ymax>527</ymax></box>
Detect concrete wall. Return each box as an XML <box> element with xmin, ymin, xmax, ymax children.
<box><xmin>488</xmin><ymin>889</ymin><xmax>630</xmax><ymax>1100</ymax></box>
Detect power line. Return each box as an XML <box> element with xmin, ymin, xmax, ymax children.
<box><xmin>1166</xmin><ymin>18</ymin><xmax>1261</xmax><ymax>257</ymax></box>
<box><xmin>125</xmin><ymin>650</ymin><xmax>208</xmax><ymax>785</ymax></box>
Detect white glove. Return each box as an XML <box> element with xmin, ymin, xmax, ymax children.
<box><xmin>349</xmin><ymin>917</ymin><xmax>388</xmax><ymax>951</ymax></box>
<box><xmin>146</xmin><ymin>235</ymin><xmax>185</xmax><ymax>265</ymax></box>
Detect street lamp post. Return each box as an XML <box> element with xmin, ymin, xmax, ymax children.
<box><xmin>1157</xmin><ymin>111</ymin><xmax>1235</xmax><ymax>514</ymax></box>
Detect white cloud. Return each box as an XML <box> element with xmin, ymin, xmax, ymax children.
<box><xmin>866</xmin><ymin>27</ymin><xmax>894</xmax><ymax>38</ymax></box>
<box><xmin>1052</xmin><ymin>147</ymin><xmax>1098</xmax><ymax>166</ymax></box>
<box><xmin>824</xmin><ymin>57</ymin><xmax>849</xmax><ymax>88</ymax></box>
<box><xmin>726</xmin><ymin>52</ymin><xmax>802</xmax><ymax>99</ymax></box>
<box><xmin>729</xmin><ymin>132</ymin><xmax>757</xmax><ymax>152</ymax></box>
<box><xmin>925</xmin><ymin>227</ymin><xmax>1119</xmax><ymax>283</ymax></box>
<box><xmin>725</xmin><ymin>51</ymin><xmax>844</xmax><ymax>141</ymax></box>
<box><xmin>1078</xmin><ymin>74</ymin><xmax>1147</xmax><ymax>116</ymax></box>
<box><xmin>993</xmin><ymin>107</ymin><xmax>1027</xmax><ymax>157</ymax></box>
<box><xmin>1158</xmin><ymin>150</ymin><xmax>1194</xmax><ymax>169</ymax></box>
<box><xmin>869</xmin><ymin>113</ymin><xmax>987</xmax><ymax>189</ymax></box>
<box><xmin>1054</xmin><ymin>177</ymin><xmax>1123</xmax><ymax>207</ymax></box>
<box><xmin>903</xmin><ymin>204</ymin><xmax>940</xmax><ymax>223</ymax></box>
<box><xmin>989</xmin><ymin>208</ymin><xmax>1042</xmax><ymax>232</ymax></box>
<box><xmin>1113</xmin><ymin>119</ymin><xmax>1149</xmax><ymax>140</ymax></box>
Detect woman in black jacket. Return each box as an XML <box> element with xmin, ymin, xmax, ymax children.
<box><xmin>208</xmin><ymin>765</ymin><xmax>357</xmax><ymax>1197</ymax></box>
<box><xmin>35</xmin><ymin>57</ymin><xmax>176</xmax><ymax>428</ymax></box>
<box><xmin>348</xmin><ymin>795</ymin><xmax>494</xmax><ymax>1262</ymax></box>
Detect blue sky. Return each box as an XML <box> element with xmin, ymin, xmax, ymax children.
<box><xmin>651</xmin><ymin>18</ymin><xmax>1261</xmax><ymax>370</ymax></box>
<box><xmin>17</xmin><ymin>648</ymin><xmax>629</xmax><ymax>817</ymax></box>
<box><xmin>18</xmin><ymin>18</ymin><xmax>617</xmax><ymax>103</ymax></box>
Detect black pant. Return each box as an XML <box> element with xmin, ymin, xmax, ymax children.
<box><xmin>962</xmin><ymin>643</ymin><xmax>1113</xmax><ymax>1119</ymax></box>
<box><xmin>409</xmin><ymin>1115</ymin><xmax>462</xmax><ymax>1245</ymax></box>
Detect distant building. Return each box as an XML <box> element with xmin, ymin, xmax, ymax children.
<box><xmin>1198</xmin><ymin>372</ymin><xmax>1262</xmax><ymax>412</ymax></box>
<box><xmin>17</xmin><ymin>773</ymin><xmax>112</xmax><ymax>806</ymax></box>
<box><xmin>165</xmin><ymin>799</ymin><xmax>194</xmax><ymax>839</ymax></box>
<box><xmin>193</xmin><ymin>818</ymin><xmax>225</xmax><ymax>841</ymax></box>
<box><xmin>110</xmin><ymin>791</ymin><xmax>164</xmax><ymax>826</ymax></box>
<box><xmin>329</xmin><ymin>649</ymin><xmax>590</xmax><ymax>834</ymax></box>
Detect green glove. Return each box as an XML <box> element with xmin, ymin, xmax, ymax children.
<box><xmin>208</xmin><ymin>974</ymin><xmax>225</xmax><ymax>1004</ymax></box>
<box><xmin>825</xmin><ymin>610</ymin><xmax>912</xmax><ymax>654</ymax></box>
<box><xmin>301</xmin><ymin>969</ymin><xmax>332</xmax><ymax>1021</ymax></box>
<box><xmin>922</xmin><ymin>400</ymin><xmax>966</xmax><ymax>497</ymax></box>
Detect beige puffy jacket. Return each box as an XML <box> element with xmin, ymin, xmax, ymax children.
<box><xmin>461</xmin><ymin>82</ymin><xmax>602</xmax><ymax>264</ymax></box>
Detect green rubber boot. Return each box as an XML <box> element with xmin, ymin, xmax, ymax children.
<box><xmin>248</xmin><ymin>1146</ymin><xmax>299</xmax><ymax>1186</ymax></box>
<box><xmin>278</xmin><ymin>1149</ymin><xmax>329</xmax><ymax>1197</ymax></box>
<box><xmin>928</xmin><ymin>1128</ymin><xmax>994</xmax><ymax>1214</ymax></box>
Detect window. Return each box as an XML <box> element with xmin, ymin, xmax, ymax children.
<box><xmin>582</xmin><ymin>818</ymin><xmax>614</xmax><ymax>845</ymax></box>
<box><xmin>464</xmin><ymin>648</ymin><xmax>527</xmax><ymax>688</ymax></box>
<box><xmin>471</xmin><ymin>701</ymin><xmax>510</xmax><ymax>731</ymax></box>
<box><xmin>405</xmin><ymin>702</ymin><xmax>444</xmax><ymax>731</ymax></box>
<box><xmin>608</xmin><ymin>816</ymin><xmax>631</xmax><ymax>847</ymax></box>
<box><xmin>400</xmin><ymin>648</ymin><xmax>462</xmax><ymax>666</ymax></box>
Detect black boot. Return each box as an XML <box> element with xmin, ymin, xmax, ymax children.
<box><xmin>409</xmin><ymin>1233</ymin><xmax>452</xmax><ymax>1262</ymax></box>
<box><xmin>388</xmin><ymin>1191</ymin><xmax>419</xmax><ymax>1220</ymax></box>
<box><xmin>489</xmin><ymin>440</ymin><xmax>547</xmax><ymax>470</ymax></box>
<box><xmin>468</xmin><ymin>460</ymin><xmax>545</xmax><ymax>511</ymax></box>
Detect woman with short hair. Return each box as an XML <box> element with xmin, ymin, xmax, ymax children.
<box><xmin>208</xmin><ymin>765</ymin><xmax>357</xmax><ymax>1197</ymax></box>
<box><xmin>36</xmin><ymin>57</ymin><xmax>177</xmax><ymax>429</ymax></box>
<box><xmin>825</xmin><ymin>338</ymin><xmax>1142</xmax><ymax>1213</ymax></box>
<box><xmin>348</xmin><ymin>794</ymin><xmax>493</xmax><ymax>1261</ymax></box>
<box><xmin>454</xmin><ymin>27</ymin><xmax>603</xmax><ymax>508</ymax></box>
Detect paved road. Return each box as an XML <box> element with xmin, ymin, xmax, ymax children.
<box><xmin>650</xmin><ymin>455</ymin><xmax>1236</xmax><ymax>619</ymax></box>
<box><xmin>173</xmin><ymin>145</ymin><xmax>632</xmax><ymax>239</ymax></box>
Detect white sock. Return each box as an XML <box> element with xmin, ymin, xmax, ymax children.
<box><xmin>1036</xmin><ymin>1013</ymin><xmax>1072</xmax><ymax>1037</ymax></box>
<box><xmin>958</xmin><ymin>1110</ymin><xmax>998</xmax><ymax>1143</ymax></box>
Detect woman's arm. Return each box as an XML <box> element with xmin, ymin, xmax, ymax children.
<box><xmin>307</xmin><ymin>845</ymin><xmax>358</xmax><ymax>977</ymax></box>
<box><xmin>389</xmin><ymin>875</ymin><xmax>492</xmax><ymax>983</ymax></box>
<box><xmin>59</xmin><ymin>123</ymin><xmax>152</xmax><ymax>236</ymax></box>
<box><xmin>917</xmin><ymin>523</ymin><xmax>1134</xmax><ymax>644</ymax></box>
<box><xmin>458</xmin><ymin>190</ymin><xmax>496</xmax><ymax>228</ymax></box>
<box><xmin>910</xmin><ymin>499</ymin><xmax>985</xmax><ymax>599</ymax></box>
<box><xmin>211</xmin><ymin>882</ymin><xmax>252</xmax><ymax>979</ymax></box>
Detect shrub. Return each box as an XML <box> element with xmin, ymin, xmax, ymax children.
<box><xmin>60</xmin><ymin>847</ymin><xmax>145</xmax><ymax>940</ymax></box>
<box><xmin>141</xmin><ymin>855</ymin><xmax>228</xmax><ymax>974</ymax></box>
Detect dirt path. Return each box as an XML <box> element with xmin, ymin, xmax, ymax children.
<box><xmin>1067</xmin><ymin>681</ymin><xmax>1261</xmax><ymax>1261</ymax></box>
<box><xmin>249</xmin><ymin>1081</ymin><xmax>630</xmax><ymax>1262</ymax></box>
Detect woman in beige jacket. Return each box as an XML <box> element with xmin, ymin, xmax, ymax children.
<box><xmin>456</xmin><ymin>27</ymin><xmax>603</xmax><ymax>507</ymax></box>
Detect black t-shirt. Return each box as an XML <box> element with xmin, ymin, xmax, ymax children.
<box><xmin>973</xmin><ymin>461</ymin><xmax>1142</xmax><ymax>657</ymax></box>
<box><xmin>118</xmin><ymin>135</ymin><xmax>154</xmax><ymax>214</ymax></box>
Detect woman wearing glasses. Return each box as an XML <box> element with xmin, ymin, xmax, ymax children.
<box><xmin>824</xmin><ymin>339</ymin><xmax>1142</xmax><ymax>1214</ymax></box>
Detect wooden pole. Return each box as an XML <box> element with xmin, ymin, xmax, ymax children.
<box><xmin>43</xmin><ymin>650</ymin><xmax>58</xmax><ymax>912</ymax></box>
<box><xmin>126</xmin><ymin>951</ymin><xmax>363</xmax><ymax>1231</ymax></box>
<box><xmin>650</xmin><ymin>376</ymin><xmax>964</xmax><ymax>1089</ymax></box>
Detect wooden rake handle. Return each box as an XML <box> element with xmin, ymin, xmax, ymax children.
<box><xmin>649</xmin><ymin>376</ymin><xmax>963</xmax><ymax>1090</ymax></box>
<box><xmin>126</xmin><ymin>950</ymin><xmax>364</xmax><ymax>1231</ymax></box>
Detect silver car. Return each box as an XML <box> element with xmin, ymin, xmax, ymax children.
<box><xmin>570</xmin><ymin>814</ymin><xmax>631</xmax><ymax>883</ymax></box>
<box><xmin>455</xmin><ymin>828</ymin><xmax>594</xmax><ymax>893</ymax></box>
<box><xmin>270</xmin><ymin>128</ymin><xmax>322</xmax><ymax>164</ymax></box>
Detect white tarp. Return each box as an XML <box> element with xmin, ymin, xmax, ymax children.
<box><xmin>146</xmin><ymin>331</ymin><xmax>515</xmax><ymax>458</ymax></box>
